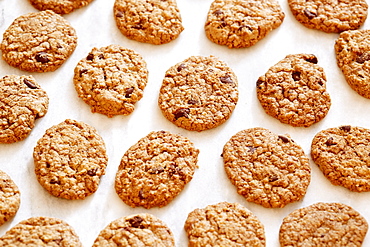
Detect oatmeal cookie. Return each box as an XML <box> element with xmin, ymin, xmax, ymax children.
<box><xmin>158</xmin><ymin>55</ymin><xmax>238</xmax><ymax>132</ymax></box>
<box><xmin>256</xmin><ymin>54</ymin><xmax>331</xmax><ymax>127</ymax></box>
<box><xmin>0</xmin><ymin>75</ymin><xmax>49</xmax><ymax>144</ymax></box>
<box><xmin>223</xmin><ymin>127</ymin><xmax>311</xmax><ymax>208</ymax></box>
<box><xmin>0</xmin><ymin>170</ymin><xmax>20</xmax><ymax>226</ymax></box>
<box><xmin>33</xmin><ymin>119</ymin><xmax>108</xmax><ymax>200</ymax></box>
<box><xmin>29</xmin><ymin>0</ymin><xmax>94</xmax><ymax>15</ymax></box>
<box><xmin>115</xmin><ymin>130</ymin><xmax>199</xmax><ymax>209</ymax></box>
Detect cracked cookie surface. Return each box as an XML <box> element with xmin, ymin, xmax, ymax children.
<box><xmin>0</xmin><ymin>216</ymin><xmax>82</xmax><ymax>246</ymax></box>
<box><xmin>74</xmin><ymin>45</ymin><xmax>148</xmax><ymax>117</ymax></box>
<box><xmin>205</xmin><ymin>0</ymin><xmax>284</xmax><ymax>48</ymax></box>
<box><xmin>257</xmin><ymin>54</ymin><xmax>331</xmax><ymax>127</ymax></box>
<box><xmin>223</xmin><ymin>128</ymin><xmax>311</xmax><ymax>208</ymax></box>
<box><xmin>1</xmin><ymin>10</ymin><xmax>77</xmax><ymax>72</ymax></box>
<box><xmin>335</xmin><ymin>30</ymin><xmax>370</xmax><ymax>99</ymax></box>
<box><xmin>288</xmin><ymin>0</ymin><xmax>368</xmax><ymax>33</ymax></box>
<box><xmin>0</xmin><ymin>170</ymin><xmax>20</xmax><ymax>226</ymax></box>
<box><xmin>114</xmin><ymin>0</ymin><xmax>183</xmax><ymax>45</ymax></box>
<box><xmin>33</xmin><ymin>119</ymin><xmax>108</xmax><ymax>200</ymax></box>
<box><xmin>279</xmin><ymin>202</ymin><xmax>368</xmax><ymax>246</ymax></box>
<box><xmin>115</xmin><ymin>130</ymin><xmax>199</xmax><ymax>209</ymax></box>
<box><xmin>311</xmin><ymin>125</ymin><xmax>370</xmax><ymax>192</ymax></box>
<box><xmin>0</xmin><ymin>75</ymin><xmax>49</xmax><ymax>144</ymax></box>
<box><xmin>184</xmin><ymin>202</ymin><xmax>266</xmax><ymax>247</ymax></box>
<box><xmin>158</xmin><ymin>55</ymin><xmax>238</xmax><ymax>132</ymax></box>
<box><xmin>92</xmin><ymin>213</ymin><xmax>175</xmax><ymax>246</ymax></box>
<box><xmin>29</xmin><ymin>0</ymin><xmax>94</xmax><ymax>15</ymax></box>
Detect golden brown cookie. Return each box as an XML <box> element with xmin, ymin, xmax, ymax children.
<box><xmin>256</xmin><ymin>54</ymin><xmax>331</xmax><ymax>127</ymax></box>
<box><xmin>184</xmin><ymin>202</ymin><xmax>266</xmax><ymax>247</ymax></box>
<box><xmin>158</xmin><ymin>55</ymin><xmax>238</xmax><ymax>132</ymax></box>
<box><xmin>279</xmin><ymin>202</ymin><xmax>368</xmax><ymax>246</ymax></box>
<box><xmin>115</xmin><ymin>130</ymin><xmax>199</xmax><ymax>209</ymax></box>
<box><xmin>114</xmin><ymin>0</ymin><xmax>184</xmax><ymax>45</ymax></box>
<box><xmin>0</xmin><ymin>75</ymin><xmax>49</xmax><ymax>144</ymax></box>
<box><xmin>205</xmin><ymin>0</ymin><xmax>285</xmax><ymax>48</ymax></box>
<box><xmin>1</xmin><ymin>10</ymin><xmax>77</xmax><ymax>72</ymax></box>
<box><xmin>222</xmin><ymin>128</ymin><xmax>311</xmax><ymax>208</ymax></box>
<box><xmin>335</xmin><ymin>29</ymin><xmax>370</xmax><ymax>99</ymax></box>
<box><xmin>28</xmin><ymin>0</ymin><xmax>94</xmax><ymax>15</ymax></box>
<box><xmin>0</xmin><ymin>216</ymin><xmax>82</xmax><ymax>246</ymax></box>
<box><xmin>288</xmin><ymin>0</ymin><xmax>368</xmax><ymax>33</ymax></box>
<box><xmin>92</xmin><ymin>214</ymin><xmax>175</xmax><ymax>246</ymax></box>
<box><xmin>311</xmin><ymin>125</ymin><xmax>370</xmax><ymax>192</ymax></box>
<box><xmin>0</xmin><ymin>170</ymin><xmax>20</xmax><ymax>226</ymax></box>
<box><xmin>73</xmin><ymin>45</ymin><xmax>148</xmax><ymax>117</ymax></box>
<box><xmin>33</xmin><ymin>119</ymin><xmax>108</xmax><ymax>200</ymax></box>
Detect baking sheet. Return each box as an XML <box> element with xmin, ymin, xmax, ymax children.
<box><xmin>1</xmin><ymin>0</ymin><xmax>370</xmax><ymax>246</ymax></box>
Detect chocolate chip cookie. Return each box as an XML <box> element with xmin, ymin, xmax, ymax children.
<box><xmin>29</xmin><ymin>0</ymin><xmax>94</xmax><ymax>15</ymax></box>
<box><xmin>115</xmin><ymin>130</ymin><xmax>199</xmax><ymax>209</ymax></box>
<box><xmin>114</xmin><ymin>0</ymin><xmax>184</xmax><ymax>45</ymax></box>
<box><xmin>184</xmin><ymin>202</ymin><xmax>266</xmax><ymax>246</ymax></box>
<box><xmin>0</xmin><ymin>75</ymin><xmax>49</xmax><ymax>144</ymax></box>
<box><xmin>279</xmin><ymin>202</ymin><xmax>368</xmax><ymax>246</ymax></box>
<box><xmin>158</xmin><ymin>55</ymin><xmax>238</xmax><ymax>132</ymax></box>
<box><xmin>0</xmin><ymin>170</ymin><xmax>20</xmax><ymax>226</ymax></box>
<box><xmin>223</xmin><ymin>127</ymin><xmax>311</xmax><ymax>208</ymax></box>
<box><xmin>311</xmin><ymin>125</ymin><xmax>370</xmax><ymax>192</ymax></box>
<box><xmin>257</xmin><ymin>54</ymin><xmax>331</xmax><ymax>127</ymax></box>
<box><xmin>73</xmin><ymin>45</ymin><xmax>148</xmax><ymax>117</ymax></box>
<box><xmin>92</xmin><ymin>214</ymin><xmax>175</xmax><ymax>246</ymax></box>
<box><xmin>1</xmin><ymin>10</ymin><xmax>77</xmax><ymax>72</ymax></box>
<box><xmin>0</xmin><ymin>216</ymin><xmax>82</xmax><ymax>246</ymax></box>
<box><xmin>335</xmin><ymin>29</ymin><xmax>370</xmax><ymax>99</ymax></box>
<box><xmin>288</xmin><ymin>0</ymin><xmax>368</xmax><ymax>33</ymax></box>
<box><xmin>33</xmin><ymin>119</ymin><xmax>108</xmax><ymax>200</ymax></box>
<box><xmin>205</xmin><ymin>0</ymin><xmax>285</xmax><ymax>48</ymax></box>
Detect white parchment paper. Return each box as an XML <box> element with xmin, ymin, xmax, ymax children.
<box><xmin>1</xmin><ymin>0</ymin><xmax>370</xmax><ymax>246</ymax></box>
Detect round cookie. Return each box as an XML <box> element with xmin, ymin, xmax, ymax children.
<box><xmin>114</xmin><ymin>0</ymin><xmax>184</xmax><ymax>45</ymax></box>
<box><xmin>92</xmin><ymin>213</ymin><xmax>175</xmax><ymax>246</ymax></box>
<box><xmin>29</xmin><ymin>0</ymin><xmax>94</xmax><ymax>15</ymax></box>
<box><xmin>73</xmin><ymin>45</ymin><xmax>148</xmax><ymax>117</ymax></box>
<box><xmin>0</xmin><ymin>216</ymin><xmax>82</xmax><ymax>246</ymax></box>
<box><xmin>1</xmin><ymin>10</ymin><xmax>77</xmax><ymax>72</ymax></box>
<box><xmin>279</xmin><ymin>202</ymin><xmax>368</xmax><ymax>246</ymax></box>
<box><xmin>335</xmin><ymin>29</ymin><xmax>370</xmax><ymax>99</ymax></box>
<box><xmin>184</xmin><ymin>202</ymin><xmax>266</xmax><ymax>246</ymax></box>
<box><xmin>158</xmin><ymin>55</ymin><xmax>238</xmax><ymax>132</ymax></box>
<box><xmin>115</xmin><ymin>130</ymin><xmax>199</xmax><ymax>209</ymax></box>
<box><xmin>0</xmin><ymin>75</ymin><xmax>49</xmax><ymax>144</ymax></box>
<box><xmin>33</xmin><ymin>119</ymin><xmax>108</xmax><ymax>200</ymax></box>
<box><xmin>256</xmin><ymin>54</ymin><xmax>331</xmax><ymax>127</ymax></box>
<box><xmin>311</xmin><ymin>125</ymin><xmax>370</xmax><ymax>192</ymax></box>
<box><xmin>205</xmin><ymin>0</ymin><xmax>285</xmax><ymax>48</ymax></box>
<box><xmin>288</xmin><ymin>0</ymin><xmax>368</xmax><ymax>33</ymax></box>
<box><xmin>222</xmin><ymin>127</ymin><xmax>311</xmax><ymax>208</ymax></box>
<box><xmin>0</xmin><ymin>170</ymin><xmax>20</xmax><ymax>226</ymax></box>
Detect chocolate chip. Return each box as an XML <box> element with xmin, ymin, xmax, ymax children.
<box><xmin>325</xmin><ymin>137</ymin><xmax>336</xmax><ymax>146</ymax></box>
<box><xmin>220</xmin><ymin>75</ymin><xmax>233</xmax><ymax>84</ymax></box>
<box><xmin>148</xmin><ymin>166</ymin><xmax>165</xmax><ymax>174</ymax></box>
<box><xmin>214</xmin><ymin>10</ymin><xmax>223</xmax><ymax>15</ymax></box>
<box><xmin>188</xmin><ymin>99</ymin><xmax>198</xmax><ymax>105</ymax></box>
<box><xmin>239</xmin><ymin>25</ymin><xmax>253</xmax><ymax>32</ymax></box>
<box><xmin>304</xmin><ymin>8</ymin><xmax>317</xmax><ymax>19</ymax></box>
<box><xmin>278</xmin><ymin>135</ymin><xmax>290</xmax><ymax>143</ymax></box>
<box><xmin>86</xmin><ymin>53</ymin><xmax>94</xmax><ymax>61</ymax></box>
<box><xmin>177</xmin><ymin>63</ymin><xmax>186</xmax><ymax>72</ymax></box>
<box><xmin>128</xmin><ymin>216</ymin><xmax>144</xmax><ymax>228</ymax></box>
<box><xmin>24</xmin><ymin>78</ymin><xmax>37</xmax><ymax>89</ymax></box>
<box><xmin>340</xmin><ymin>125</ymin><xmax>351</xmax><ymax>132</ymax></box>
<box><xmin>174</xmin><ymin>108</ymin><xmax>190</xmax><ymax>120</ymax></box>
<box><xmin>218</xmin><ymin>21</ymin><xmax>227</xmax><ymax>28</ymax></box>
<box><xmin>269</xmin><ymin>175</ymin><xmax>279</xmax><ymax>182</ymax></box>
<box><xmin>133</xmin><ymin>24</ymin><xmax>143</xmax><ymax>29</ymax></box>
<box><xmin>125</xmin><ymin>87</ymin><xmax>134</xmax><ymax>98</ymax></box>
<box><xmin>256</xmin><ymin>78</ymin><xmax>264</xmax><ymax>88</ymax></box>
<box><xmin>98</xmin><ymin>54</ymin><xmax>104</xmax><ymax>59</ymax></box>
<box><xmin>116</xmin><ymin>11</ymin><xmax>124</xmax><ymax>18</ymax></box>
<box><xmin>305</xmin><ymin>55</ymin><xmax>318</xmax><ymax>64</ymax></box>
<box><xmin>292</xmin><ymin>71</ymin><xmax>301</xmax><ymax>81</ymax></box>
<box><xmin>79</xmin><ymin>69</ymin><xmax>88</xmax><ymax>77</ymax></box>
<box><xmin>35</xmin><ymin>52</ymin><xmax>49</xmax><ymax>63</ymax></box>
<box><xmin>87</xmin><ymin>168</ymin><xmax>98</xmax><ymax>176</ymax></box>
<box><xmin>356</xmin><ymin>52</ymin><xmax>370</xmax><ymax>64</ymax></box>
<box><xmin>50</xmin><ymin>178</ymin><xmax>60</xmax><ymax>185</ymax></box>
<box><xmin>138</xmin><ymin>189</ymin><xmax>145</xmax><ymax>199</ymax></box>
